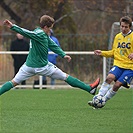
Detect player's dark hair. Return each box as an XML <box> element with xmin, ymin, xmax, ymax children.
<box><xmin>120</xmin><ymin>16</ymin><xmax>132</xmax><ymax>27</ymax></box>
<box><xmin>39</xmin><ymin>15</ymin><xmax>55</xmax><ymax>28</ymax></box>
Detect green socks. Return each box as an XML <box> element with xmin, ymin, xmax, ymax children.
<box><xmin>65</xmin><ymin>75</ymin><xmax>91</xmax><ymax>92</ymax></box>
<box><xmin>0</xmin><ymin>77</ymin><xmax>92</xmax><ymax>95</ymax></box>
<box><xmin>0</xmin><ymin>81</ymin><xmax>14</xmax><ymax>95</ymax></box>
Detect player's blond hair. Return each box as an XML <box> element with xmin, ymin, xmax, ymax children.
<box><xmin>120</xmin><ymin>16</ymin><xmax>132</xmax><ymax>27</ymax></box>
<box><xmin>39</xmin><ymin>15</ymin><xmax>55</xmax><ymax>28</ymax></box>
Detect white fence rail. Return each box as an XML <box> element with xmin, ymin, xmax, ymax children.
<box><xmin>0</xmin><ymin>51</ymin><xmax>106</xmax><ymax>89</ymax></box>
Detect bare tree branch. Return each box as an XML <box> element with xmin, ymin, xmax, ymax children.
<box><xmin>0</xmin><ymin>0</ymin><xmax>21</xmax><ymax>23</ymax></box>
<box><xmin>55</xmin><ymin>9</ymin><xmax>81</xmax><ymax>24</ymax></box>
<box><xmin>54</xmin><ymin>0</ymin><xmax>68</xmax><ymax>20</ymax></box>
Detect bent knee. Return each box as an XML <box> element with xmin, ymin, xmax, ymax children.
<box><xmin>105</xmin><ymin>74</ymin><xmax>115</xmax><ymax>83</ymax></box>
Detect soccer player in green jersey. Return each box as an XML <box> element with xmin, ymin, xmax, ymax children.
<box><xmin>2</xmin><ymin>15</ymin><xmax>100</xmax><ymax>97</ymax></box>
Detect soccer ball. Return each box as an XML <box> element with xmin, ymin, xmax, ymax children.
<box><xmin>92</xmin><ymin>95</ymin><xmax>106</xmax><ymax>108</ymax></box>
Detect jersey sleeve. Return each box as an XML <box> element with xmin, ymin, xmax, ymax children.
<box><xmin>101</xmin><ymin>35</ymin><xmax>117</xmax><ymax>58</ymax></box>
<box><xmin>48</xmin><ymin>38</ymin><xmax>66</xmax><ymax>58</ymax></box>
<box><xmin>101</xmin><ymin>50</ymin><xmax>114</xmax><ymax>57</ymax></box>
<box><xmin>10</xmin><ymin>25</ymin><xmax>44</xmax><ymax>42</ymax></box>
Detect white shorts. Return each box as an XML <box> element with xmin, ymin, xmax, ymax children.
<box><xmin>13</xmin><ymin>62</ymin><xmax>67</xmax><ymax>84</ymax></box>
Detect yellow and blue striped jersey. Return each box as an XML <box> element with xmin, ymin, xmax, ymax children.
<box><xmin>101</xmin><ymin>31</ymin><xmax>133</xmax><ymax>70</ymax></box>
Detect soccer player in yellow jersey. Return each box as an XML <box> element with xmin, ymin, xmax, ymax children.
<box><xmin>88</xmin><ymin>16</ymin><xmax>133</xmax><ymax>108</ymax></box>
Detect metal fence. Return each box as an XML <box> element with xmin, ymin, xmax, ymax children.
<box><xmin>0</xmin><ymin>33</ymin><xmax>108</xmax><ymax>88</ymax></box>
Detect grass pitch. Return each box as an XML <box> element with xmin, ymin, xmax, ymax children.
<box><xmin>0</xmin><ymin>88</ymin><xmax>132</xmax><ymax>133</ymax></box>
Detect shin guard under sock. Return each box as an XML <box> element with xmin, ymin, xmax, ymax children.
<box><xmin>65</xmin><ymin>75</ymin><xmax>91</xmax><ymax>92</ymax></box>
<box><xmin>0</xmin><ymin>81</ymin><xmax>14</xmax><ymax>95</ymax></box>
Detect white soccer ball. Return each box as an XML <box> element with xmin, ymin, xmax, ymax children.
<box><xmin>92</xmin><ymin>95</ymin><xmax>106</xmax><ymax>108</ymax></box>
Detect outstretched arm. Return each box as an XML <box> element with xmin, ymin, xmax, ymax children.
<box><xmin>3</xmin><ymin>19</ymin><xmax>43</xmax><ymax>42</ymax></box>
<box><xmin>95</xmin><ymin>49</ymin><xmax>114</xmax><ymax>58</ymax></box>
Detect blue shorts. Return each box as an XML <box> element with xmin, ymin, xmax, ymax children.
<box><xmin>109</xmin><ymin>66</ymin><xmax>133</xmax><ymax>87</ymax></box>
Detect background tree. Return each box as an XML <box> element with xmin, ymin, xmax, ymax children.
<box><xmin>0</xmin><ymin>0</ymin><xmax>133</xmax><ymax>34</ymax></box>
<box><xmin>0</xmin><ymin>0</ymin><xmax>133</xmax><ymax>83</ymax></box>
<box><xmin>0</xmin><ymin>0</ymin><xmax>77</xmax><ymax>33</ymax></box>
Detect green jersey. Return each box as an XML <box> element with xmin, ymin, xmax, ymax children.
<box><xmin>11</xmin><ymin>25</ymin><xmax>66</xmax><ymax>68</ymax></box>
